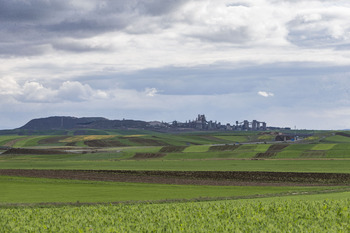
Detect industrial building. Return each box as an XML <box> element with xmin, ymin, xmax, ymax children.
<box><xmin>170</xmin><ymin>114</ymin><xmax>268</xmax><ymax>131</ymax></box>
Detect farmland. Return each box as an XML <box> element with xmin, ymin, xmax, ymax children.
<box><xmin>1</xmin><ymin>130</ymin><xmax>350</xmax><ymax>231</ymax></box>
<box><xmin>1</xmin><ymin>198</ymin><xmax>349</xmax><ymax>232</ymax></box>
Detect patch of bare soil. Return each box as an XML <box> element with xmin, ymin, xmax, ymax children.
<box><xmin>1</xmin><ymin>169</ymin><xmax>349</xmax><ymax>186</ymax></box>
<box><xmin>132</xmin><ymin>153</ymin><xmax>166</xmax><ymax>159</ymax></box>
<box><xmin>84</xmin><ymin>140</ymin><xmax>127</xmax><ymax>147</ymax></box>
<box><xmin>2</xmin><ymin>148</ymin><xmax>68</xmax><ymax>155</ymax></box>
<box><xmin>335</xmin><ymin>132</ymin><xmax>350</xmax><ymax>137</ymax></box>
<box><xmin>159</xmin><ymin>146</ymin><xmax>187</xmax><ymax>153</ymax></box>
<box><xmin>254</xmin><ymin>144</ymin><xmax>289</xmax><ymax>158</ymax></box>
<box><xmin>267</xmin><ymin>144</ymin><xmax>289</xmax><ymax>151</ymax></box>
<box><xmin>65</xmin><ymin>142</ymin><xmax>77</xmax><ymax>146</ymax></box>
<box><xmin>255</xmin><ymin>152</ymin><xmax>276</xmax><ymax>158</ymax></box>
<box><xmin>209</xmin><ymin>145</ymin><xmax>240</xmax><ymax>151</ymax></box>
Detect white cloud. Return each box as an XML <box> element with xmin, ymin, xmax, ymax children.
<box><xmin>258</xmin><ymin>91</ymin><xmax>274</xmax><ymax>97</ymax></box>
<box><xmin>0</xmin><ymin>79</ymin><xmax>108</xmax><ymax>103</ymax></box>
<box><xmin>22</xmin><ymin>81</ymin><xmax>57</xmax><ymax>102</ymax></box>
<box><xmin>0</xmin><ymin>77</ymin><xmax>21</xmax><ymax>95</ymax></box>
<box><xmin>145</xmin><ymin>87</ymin><xmax>158</xmax><ymax>97</ymax></box>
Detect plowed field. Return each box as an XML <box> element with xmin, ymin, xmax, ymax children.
<box><xmin>1</xmin><ymin>169</ymin><xmax>349</xmax><ymax>186</ymax></box>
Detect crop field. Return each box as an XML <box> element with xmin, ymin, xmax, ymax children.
<box><xmin>1</xmin><ymin>198</ymin><xmax>349</xmax><ymax>232</ymax></box>
<box><xmin>1</xmin><ymin>130</ymin><xmax>350</xmax><ymax>231</ymax></box>
<box><xmin>2</xmin><ymin>175</ymin><xmax>338</xmax><ymax>204</ymax></box>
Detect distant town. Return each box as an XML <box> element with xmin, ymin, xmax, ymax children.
<box><xmin>149</xmin><ymin>114</ymin><xmax>291</xmax><ymax>131</ymax></box>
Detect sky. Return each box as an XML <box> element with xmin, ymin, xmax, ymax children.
<box><xmin>1</xmin><ymin>0</ymin><xmax>350</xmax><ymax>130</ymax></box>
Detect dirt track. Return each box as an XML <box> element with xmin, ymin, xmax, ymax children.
<box><xmin>1</xmin><ymin>169</ymin><xmax>349</xmax><ymax>186</ymax></box>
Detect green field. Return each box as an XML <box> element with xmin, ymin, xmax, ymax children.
<box><xmin>1</xmin><ymin>158</ymin><xmax>350</xmax><ymax>173</ymax></box>
<box><xmin>1</xmin><ymin>130</ymin><xmax>350</xmax><ymax>232</ymax></box>
<box><xmin>1</xmin><ymin>198</ymin><xmax>349</xmax><ymax>232</ymax></box>
<box><xmin>1</xmin><ymin>176</ymin><xmax>336</xmax><ymax>204</ymax></box>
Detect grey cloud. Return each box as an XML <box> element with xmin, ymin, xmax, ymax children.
<box><xmin>95</xmin><ymin>0</ymin><xmax>186</xmax><ymax>16</ymax></box>
<box><xmin>46</xmin><ymin>0</ymin><xmax>187</xmax><ymax>36</ymax></box>
<box><xmin>136</xmin><ymin>0</ymin><xmax>187</xmax><ymax>16</ymax></box>
<box><xmin>190</xmin><ymin>26</ymin><xmax>251</xmax><ymax>44</ymax></box>
<box><xmin>0</xmin><ymin>42</ymin><xmax>50</xmax><ymax>57</ymax></box>
<box><xmin>0</xmin><ymin>0</ymin><xmax>187</xmax><ymax>56</ymax></box>
<box><xmin>45</xmin><ymin>17</ymin><xmax>129</xmax><ymax>38</ymax></box>
<box><xmin>51</xmin><ymin>40</ymin><xmax>112</xmax><ymax>53</ymax></box>
<box><xmin>0</xmin><ymin>0</ymin><xmax>69</xmax><ymax>22</ymax></box>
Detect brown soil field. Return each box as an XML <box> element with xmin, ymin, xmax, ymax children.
<box><xmin>2</xmin><ymin>148</ymin><xmax>68</xmax><ymax>155</ymax></box>
<box><xmin>209</xmin><ymin>145</ymin><xmax>240</xmax><ymax>151</ymax></box>
<box><xmin>336</xmin><ymin>132</ymin><xmax>350</xmax><ymax>137</ymax></box>
<box><xmin>267</xmin><ymin>144</ymin><xmax>289</xmax><ymax>151</ymax></box>
<box><xmin>254</xmin><ymin>144</ymin><xmax>289</xmax><ymax>158</ymax></box>
<box><xmin>255</xmin><ymin>152</ymin><xmax>276</xmax><ymax>158</ymax></box>
<box><xmin>132</xmin><ymin>153</ymin><xmax>166</xmax><ymax>159</ymax></box>
<box><xmin>65</xmin><ymin>142</ymin><xmax>77</xmax><ymax>146</ymax></box>
<box><xmin>84</xmin><ymin>140</ymin><xmax>127</xmax><ymax>147</ymax></box>
<box><xmin>1</xmin><ymin>169</ymin><xmax>349</xmax><ymax>186</ymax></box>
<box><xmin>159</xmin><ymin>146</ymin><xmax>187</xmax><ymax>153</ymax></box>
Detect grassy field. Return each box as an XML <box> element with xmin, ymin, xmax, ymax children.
<box><xmin>1</xmin><ymin>176</ymin><xmax>337</xmax><ymax>204</ymax></box>
<box><xmin>0</xmin><ymin>136</ymin><xmax>26</xmax><ymax>146</ymax></box>
<box><xmin>1</xmin><ymin>158</ymin><xmax>350</xmax><ymax>173</ymax></box>
<box><xmin>2</xmin><ymin>130</ymin><xmax>350</xmax><ymax>231</ymax></box>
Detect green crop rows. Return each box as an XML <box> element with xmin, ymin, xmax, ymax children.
<box><xmin>1</xmin><ymin>199</ymin><xmax>349</xmax><ymax>232</ymax></box>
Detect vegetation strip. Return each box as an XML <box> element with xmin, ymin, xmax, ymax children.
<box><xmin>1</xmin><ymin>187</ymin><xmax>350</xmax><ymax>208</ymax></box>
<box><xmin>1</xmin><ymin>169</ymin><xmax>350</xmax><ymax>185</ymax></box>
<box><xmin>1</xmin><ymin>199</ymin><xmax>350</xmax><ymax>232</ymax></box>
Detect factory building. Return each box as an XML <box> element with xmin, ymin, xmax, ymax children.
<box><xmin>170</xmin><ymin>114</ymin><xmax>268</xmax><ymax>131</ymax></box>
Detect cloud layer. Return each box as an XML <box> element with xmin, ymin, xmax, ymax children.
<box><xmin>1</xmin><ymin>0</ymin><xmax>350</xmax><ymax>130</ymax></box>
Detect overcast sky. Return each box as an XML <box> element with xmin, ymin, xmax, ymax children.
<box><xmin>1</xmin><ymin>0</ymin><xmax>350</xmax><ymax>130</ymax></box>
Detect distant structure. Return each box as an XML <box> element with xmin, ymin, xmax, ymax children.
<box><xmin>169</xmin><ymin>114</ymin><xmax>271</xmax><ymax>131</ymax></box>
<box><xmin>17</xmin><ymin>114</ymin><xmax>290</xmax><ymax>132</ymax></box>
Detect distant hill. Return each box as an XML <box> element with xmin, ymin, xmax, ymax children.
<box><xmin>19</xmin><ymin>116</ymin><xmax>149</xmax><ymax>131</ymax></box>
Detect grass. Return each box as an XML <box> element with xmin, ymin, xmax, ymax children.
<box><xmin>275</xmin><ymin>144</ymin><xmax>314</xmax><ymax>158</ymax></box>
<box><xmin>183</xmin><ymin>145</ymin><xmax>211</xmax><ymax>153</ymax></box>
<box><xmin>12</xmin><ymin>136</ymin><xmax>47</xmax><ymax>147</ymax></box>
<box><xmin>257</xmin><ymin>191</ymin><xmax>350</xmax><ymax>202</ymax></box>
<box><xmin>0</xmin><ymin>176</ymin><xmax>333</xmax><ymax>204</ymax></box>
<box><xmin>311</xmin><ymin>144</ymin><xmax>336</xmax><ymax>150</ymax></box>
<box><xmin>1</xmin><ymin>159</ymin><xmax>350</xmax><ymax>173</ymax></box>
<box><xmin>0</xmin><ymin>136</ymin><xmax>26</xmax><ymax>146</ymax></box>
<box><xmin>321</xmin><ymin>135</ymin><xmax>350</xmax><ymax>143</ymax></box>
